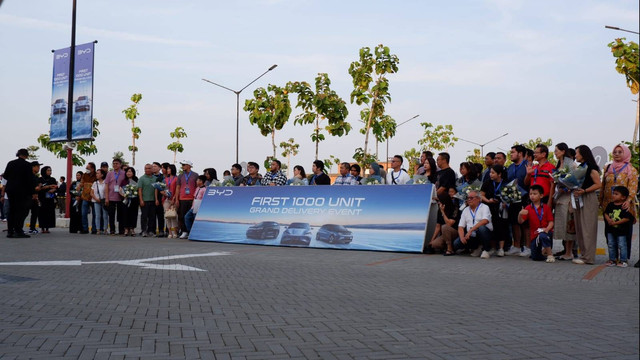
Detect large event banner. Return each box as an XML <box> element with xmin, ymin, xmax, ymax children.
<box><xmin>50</xmin><ymin>42</ymin><xmax>95</xmax><ymax>142</ymax></box>
<box><xmin>190</xmin><ymin>184</ymin><xmax>435</xmax><ymax>253</ymax></box>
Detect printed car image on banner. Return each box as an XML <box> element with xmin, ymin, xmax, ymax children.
<box><xmin>189</xmin><ymin>184</ymin><xmax>435</xmax><ymax>253</ymax></box>
<box><xmin>49</xmin><ymin>42</ymin><xmax>95</xmax><ymax>142</ymax></box>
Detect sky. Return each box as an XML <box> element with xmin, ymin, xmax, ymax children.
<box><xmin>0</xmin><ymin>0</ymin><xmax>638</xmax><ymax>179</ymax></box>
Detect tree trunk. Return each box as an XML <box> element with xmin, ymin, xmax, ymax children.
<box><xmin>287</xmin><ymin>154</ymin><xmax>291</xmax><ymax>177</ymax></box>
<box><xmin>132</xmin><ymin>119</ymin><xmax>136</xmax><ymax>166</ymax></box>
<box><xmin>315</xmin><ymin>116</ymin><xmax>319</xmax><ymax>160</ymax></box>
<box><xmin>173</xmin><ymin>151</ymin><xmax>177</xmax><ymax>164</ymax></box>
<box><xmin>363</xmin><ymin>103</ymin><xmax>375</xmax><ymax>161</ymax></box>
<box><xmin>271</xmin><ymin>130</ymin><xmax>276</xmax><ymax>159</ymax></box>
<box><xmin>634</xmin><ymin>93</ymin><xmax>639</xmax><ymax>152</ymax></box>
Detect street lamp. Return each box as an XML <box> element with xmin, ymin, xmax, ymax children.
<box><xmin>202</xmin><ymin>64</ymin><xmax>278</xmax><ymax>163</ymax></box>
<box><xmin>458</xmin><ymin>132</ymin><xmax>509</xmax><ymax>157</ymax></box>
<box><xmin>386</xmin><ymin>114</ymin><xmax>419</xmax><ymax>166</ymax></box>
<box><xmin>604</xmin><ymin>25</ymin><xmax>639</xmax><ymax>35</ymax></box>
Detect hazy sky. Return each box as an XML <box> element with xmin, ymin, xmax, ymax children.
<box><xmin>1</xmin><ymin>0</ymin><xmax>638</xmax><ymax>178</ymax></box>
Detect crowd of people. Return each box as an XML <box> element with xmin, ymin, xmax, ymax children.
<box><xmin>1</xmin><ymin>142</ymin><xmax>637</xmax><ymax>267</ymax></box>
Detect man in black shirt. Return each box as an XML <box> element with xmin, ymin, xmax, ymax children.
<box><xmin>436</xmin><ymin>152</ymin><xmax>457</xmax><ymax>196</ymax></box>
<box><xmin>3</xmin><ymin>149</ymin><xmax>35</xmax><ymax>238</ymax></box>
<box><xmin>310</xmin><ymin>160</ymin><xmax>330</xmax><ymax>185</ymax></box>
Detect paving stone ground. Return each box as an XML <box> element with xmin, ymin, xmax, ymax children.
<box><xmin>0</xmin><ymin>222</ymin><xmax>638</xmax><ymax>360</ymax></box>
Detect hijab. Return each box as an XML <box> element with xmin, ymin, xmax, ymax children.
<box><xmin>608</xmin><ymin>144</ymin><xmax>632</xmax><ymax>175</ymax></box>
<box><xmin>370</xmin><ymin>162</ymin><xmax>381</xmax><ymax>177</ymax></box>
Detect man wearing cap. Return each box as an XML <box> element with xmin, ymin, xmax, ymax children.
<box><xmin>2</xmin><ymin>149</ymin><xmax>35</xmax><ymax>238</ymax></box>
<box><xmin>174</xmin><ymin>160</ymin><xmax>198</xmax><ymax>236</ymax></box>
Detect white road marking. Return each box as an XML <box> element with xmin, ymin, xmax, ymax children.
<box><xmin>0</xmin><ymin>251</ymin><xmax>231</xmax><ymax>272</ymax></box>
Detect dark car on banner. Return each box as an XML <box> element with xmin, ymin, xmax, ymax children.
<box><xmin>246</xmin><ymin>221</ymin><xmax>280</xmax><ymax>239</ymax></box>
<box><xmin>280</xmin><ymin>222</ymin><xmax>312</xmax><ymax>246</ymax></box>
<box><xmin>315</xmin><ymin>224</ymin><xmax>353</xmax><ymax>244</ymax></box>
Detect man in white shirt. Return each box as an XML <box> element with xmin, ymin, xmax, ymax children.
<box><xmin>453</xmin><ymin>190</ymin><xmax>494</xmax><ymax>259</ymax></box>
<box><xmin>333</xmin><ymin>162</ymin><xmax>357</xmax><ymax>185</ymax></box>
<box><xmin>386</xmin><ymin>155</ymin><xmax>411</xmax><ymax>185</ymax></box>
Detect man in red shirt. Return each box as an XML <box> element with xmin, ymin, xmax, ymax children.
<box><xmin>524</xmin><ymin>144</ymin><xmax>555</xmax><ymax>209</ymax></box>
<box><xmin>174</xmin><ymin>160</ymin><xmax>198</xmax><ymax>236</ymax></box>
<box><xmin>519</xmin><ymin>185</ymin><xmax>555</xmax><ymax>262</ymax></box>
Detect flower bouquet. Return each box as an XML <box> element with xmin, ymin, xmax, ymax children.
<box><xmin>70</xmin><ymin>187</ymin><xmax>81</xmax><ymax>208</ymax></box>
<box><xmin>152</xmin><ymin>181</ymin><xmax>172</xmax><ymax>199</ymax></box>
<box><xmin>207</xmin><ymin>179</ymin><xmax>221</xmax><ymax>187</ymax></box>
<box><xmin>499</xmin><ymin>179</ymin><xmax>523</xmax><ymax>205</ymax></box>
<box><xmin>362</xmin><ymin>177</ymin><xmax>382</xmax><ymax>185</ymax></box>
<box><xmin>408</xmin><ymin>175</ymin><xmax>430</xmax><ymax>185</ymax></box>
<box><xmin>453</xmin><ymin>181</ymin><xmax>482</xmax><ymax>210</ymax></box>
<box><xmin>554</xmin><ymin>161</ymin><xmax>588</xmax><ymax>208</ymax></box>
<box><xmin>221</xmin><ymin>176</ymin><xmax>236</xmax><ymax>187</ymax></box>
<box><xmin>288</xmin><ymin>178</ymin><xmax>307</xmax><ymax>186</ymax></box>
<box><xmin>122</xmin><ymin>184</ymin><xmax>138</xmax><ymax>206</ymax></box>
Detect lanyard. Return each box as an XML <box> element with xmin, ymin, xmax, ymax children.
<box><xmin>493</xmin><ymin>181</ymin><xmax>502</xmax><ymax>195</ymax></box>
<box><xmin>532</xmin><ymin>203</ymin><xmax>544</xmax><ymax>222</ymax></box>
<box><xmin>114</xmin><ymin>170</ymin><xmax>121</xmax><ymax>184</ymax></box>
<box><xmin>247</xmin><ymin>177</ymin><xmax>253</xmax><ymax>185</ymax></box>
<box><xmin>612</xmin><ymin>163</ymin><xmax>628</xmax><ymax>183</ymax></box>
<box><xmin>184</xmin><ymin>171</ymin><xmax>192</xmax><ymax>183</ymax></box>
<box><xmin>194</xmin><ymin>187</ymin><xmax>203</xmax><ymax>199</ymax></box>
<box><xmin>470</xmin><ymin>204</ymin><xmax>481</xmax><ymax>224</ymax></box>
<box><xmin>391</xmin><ymin>170</ymin><xmax>401</xmax><ymax>184</ymax></box>
<box><xmin>311</xmin><ymin>175</ymin><xmax>317</xmax><ymax>185</ymax></box>
<box><xmin>166</xmin><ymin>176</ymin><xmax>174</xmax><ymax>187</ymax></box>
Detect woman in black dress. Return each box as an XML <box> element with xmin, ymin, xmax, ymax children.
<box><xmin>37</xmin><ymin>166</ymin><xmax>58</xmax><ymax>233</ymax></box>
<box><xmin>122</xmin><ymin>167</ymin><xmax>139</xmax><ymax>236</ymax></box>
<box><xmin>69</xmin><ymin>171</ymin><xmax>83</xmax><ymax>233</ymax></box>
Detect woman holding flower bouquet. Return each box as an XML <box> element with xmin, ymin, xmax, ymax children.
<box><xmin>599</xmin><ymin>144</ymin><xmax>638</xmax><ymax>261</ymax></box>
<box><xmin>480</xmin><ymin>165</ymin><xmax>509</xmax><ymax>256</ymax></box>
<box><xmin>69</xmin><ymin>171</ymin><xmax>83</xmax><ymax>233</ymax></box>
<box><xmin>122</xmin><ymin>168</ymin><xmax>139</xmax><ymax>236</ymax></box>
<box><xmin>553</xmin><ymin>143</ymin><xmax>577</xmax><ymax>261</ymax></box>
<box><xmin>286</xmin><ymin>165</ymin><xmax>309</xmax><ymax>185</ymax></box>
<box><xmin>572</xmin><ymin>145</ymin><xmax>601</xmax><ymax>265</ymax></box>
<box><xmin>162</xmin><ymin>164</ymin><xmax>179</xmax><ymax>238</ymax></box>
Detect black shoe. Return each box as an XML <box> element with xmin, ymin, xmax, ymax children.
<box><xmin>7</xmin><ymin>233</ymin><xmax>15</xmax><ymax>238</ymax></box>
<box><xmin>79</xmin><ymin>230</ymin><xmax>89</xmax><ymax>234</ymax></box>
<box><xmin>15</xmin><ymin>233</ymin><xmax>31</xmax><ymax>238</ymax></box>
<box><xmin>635</xmin><ymin>260</ymin><xmax>640</xmax><ymax>268</ymax></box>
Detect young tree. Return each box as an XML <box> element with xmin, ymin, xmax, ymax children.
<box><xmin>167</xmin><ymin>127</ymin><xmax>188</xmax><ymax>164</ymax></box>
<box><xmin>244</xmin><ymin>84</ymin><xmax>292</xmax><ymax>158</ymax></box>
<box><xmin>515</xmin><ymin>137</ymin><xmax>555</xmax><ymax>165</ymax></box>
<box><xmin>352</xmin><ymin>147</ymin><xmax>378</xmax><ymax>175</ymax></box>
<box><xmin>349</xmin><ymin>44</ymin><xmax>399</xmax><ymax>160</ymax></box>
<box><xmin>37</xmin><ymin>119</ymin><xmax>100</xmax><ymax>166</ymax></box>
<box><xmin>279</xmin><ymin>138</ymin><xmax>299</xmax><ymax>177</ymax></box>
<box><xmin>122</xmin><ymin>93</ymin><xmax>142</xmax><ymax>166</ymax></box>
<box><xmin>403</xmin><ymin>148</ymin><xmax>421</xmax><ymax>176</ymax></box>
<box><xmin>465</xmin><ymin>148</ymin><xmax>484</xmax><ymax>164</ymax></box>
<box><xmin>288</xmin><ymin>73</ymin><xmax>350</xmax><ymax>160</ymax></box>
<box><xmin>323</xmin><ymin>155</ymin><xmax>340</xmax><ymax>174</ymax></box>
<box><xmin>417</xmin><ymin>122</ymin><xmax>458</xmax><ymax>152</ymax></box>
<box><xmin>608</xmin><ymin>38</ymin><xmax>639</xmax><ymax>149</ymax></box>
<box><xmin>26</xmin><ymin>145</ymin><xmax>39</xmax><ymax>160</ymax></box>
<box><xmin>113</xmin><ymin>151</ymin><xmax>129</xmax><ymax>166</ymax></box>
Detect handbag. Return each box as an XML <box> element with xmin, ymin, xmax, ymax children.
<box><xmin>165</xmin><ymin>207</ymin><xmax>177</xmax><ymax>218</ymax></box>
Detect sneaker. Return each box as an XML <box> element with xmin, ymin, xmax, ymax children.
<box><xmin>546</xmin><ymin>255</ymin><xmax>556</xmax><ymax>263</ymax></box>
<box><xmin>506</xmin><ymin>247</ymin><xmax>521</xmax><ymax>256</ymax></box>
<box><xmin>496</xmin><ymin>249</ymin><xmax>505</xmax><ymax>257</ymax></box>
<box><xmin>179</xmin><ymin>232</ymin><xmax>189</xmax><ymax>239</ymax></box>
<box><xmin>470</xmin><ymin>248</ymin><xmax>482</xmax><ymax>257</ymax></box>
<box><xmin>488</xmin><ymin>248</ymin><xmax>496</xmax><ymax>256</ymax></box>
<box><xmin>142</xmin><ymin>232</ymin><xmax>148</xmax><ymax>237</ymax></box>
<box><xmin>519</xmin><ymin>247</ymin><xmax>531</xmax><ymax>257</ymax></box>
<box><xmin>617</xmin><ymin>262</ymin><xmax>628</xmax><ymax>268</ymax></box>
<box><xmin>28</xmin><ymin>229</ymin><xmax>39</xmax><ymax>234</ymax></box>
<box><xmin>572</xmin><ymin>258</ymin><xmax>585</xmax><ymax>265</ymax></box>
<box><xmin>480</xmin><ymin>250</ymin><xmax>490</xmax><ymax>259</ymax></box>
<box><xmin>605</xmin><ymin>260</ymin><xmax>616</xmax><ymax>267</ymax></box>
<box><xmin>147</xmin><ymin>232</ymin><xmax>156</xmax><ymax>238</ymax></box>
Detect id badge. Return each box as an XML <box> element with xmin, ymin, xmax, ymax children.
<box><xmin>114</xmin><ymin>185</ymin><xmax>120</xmax><ymax>192</ymax></box>
<box><xmin>185</xmin><ymin>187</ymin><xmax>190</xmax><ymax>195</ymax></box>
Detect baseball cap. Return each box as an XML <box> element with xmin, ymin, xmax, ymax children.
<box><xmin>100</xmin><ymin>161</ymin><xmax>109</xmax><ymax>167</ymax></box>
<box><xmin>180</xmin><ymin>160</ymin><xmax>193</xmax><ymax>166</ymax></box>
<box><xmin>31</xmin><ymin>161</ymin><xmax>43</xmax><ymax>166</ymax></box>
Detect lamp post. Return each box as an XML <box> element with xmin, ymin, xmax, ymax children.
<box><xmin>458</xmin><ymin>132</ymin><xmax>509</xmax><ymax>157</ymax></box>
<box><xmin>604</xmin><ymin>25</ymin><xmax>639</xmax><ymax>35</ymax></box>
<box><xmin>386</xmin><ymin>114</ymin><xmax>419</xmax><ymax>165</ymax></box>
<box><xmin>202</xmin><ymin>64</ymin><xmax>278</xmax><ymax>163</ymax></box>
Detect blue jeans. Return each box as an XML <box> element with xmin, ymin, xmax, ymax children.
<box><xmin>453</xmin><ymin>225</ymin><xmax>492</xmax><ymax>251</ymax></box>
<box><xmin>531</xmin><ymin>231</ymin><xmax>553</xmax><ymax>261</ymax></box>
<box><xmin>81</xmin><ymin>199</ymin><xmax>96</xmax><ymax>232</ymax></box>
<box><xmin>607</xmin><ymin>233</ymin><xmax>628</xmax><ymax>262</ymax></box>
<box><xmin>184</xmin><ymin>209</ymin><xmax>196</xmax><ymax>233</ymax></box>
<box><xmin>93</xmin><ymin>202</ymin><xmax>108</xmax><ymax>231</ymax></box>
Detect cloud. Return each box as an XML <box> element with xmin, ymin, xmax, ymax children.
<box><xmin>578</xmin><ymin>2</ymin><xmax>639</xmax><ymax>23</ymax></box>
<box><xmin>0</xmin><ymin>14</ymin><xmax>211</xmax><ymax>48</ymax></box>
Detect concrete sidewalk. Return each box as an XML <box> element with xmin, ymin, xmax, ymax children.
<box><xmin>0</xmin><ymin>225</ymin><xmax>638</xmax><ymax>359</ymax></box>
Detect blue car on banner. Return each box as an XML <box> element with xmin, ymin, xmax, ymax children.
<box><xmin>52</xmin><ymin>99</ymin><xmax>67</xmax><ymax>114</ymax></box>
<box><xmin>280</xmin><ymin>222</ymin><xmax>312</xmax><ymax>246</ymax></box>
<box><xmin>316</xmin><ymin>224</ymin><xmax>353</xmax><ymax>244</ymax></box>
<box><xmin>246</xmin><ymin>221</ymin><xmax>280</xmax><ymax>239</ymax></box>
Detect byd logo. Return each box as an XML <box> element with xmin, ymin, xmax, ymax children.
<box><xmin>77</xmin><ymin>48</ymin><xmax>92</xmax><ymax>55</ymax></box>
<box><xmin>55</xmin><ymin>53</ymin><xmax>69</xmax><ymax>60</ymax></box>
<box><xmin>210</xmin><ymin>189</ymin><xmax>233</xmax><ymax>196</ymax></box>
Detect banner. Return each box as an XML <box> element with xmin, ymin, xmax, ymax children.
<box><xmin>190</xmin><ymin>184</ymin><xmax>436</xmax><ymax>253</ymax></box>
<box><xmin>49</xmin><ymin>42</ymin><xmax>95</xmax><ymax>142</ymax></box>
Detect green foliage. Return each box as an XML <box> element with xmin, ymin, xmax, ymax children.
<box><xmin>514</xmin><ymin>137</ymin><xmax>556</xmax><ymax>165</ymax></box>
<box><xmin>167</xmin><ymin>127</ymin><xmax>188</xmax><ymax>164</ymax></box>
<box><xmin>466</xmin><ymin>148</ymin><xmax>483</xmax><ymax>164</ymax></box>
<box><xmin>622</xmin><ymin>140</ymin><xmax>639</xmax><ymax>171</ymax></box>
<box><xmin>112</xmin><ymin>151</ymin><xmax>128</xmax><ymax>166</ymax></box>
<box><xmin>122</xmin><ymin>93</ymin><xmax>142</xmax><ymax>166</ymax></box>
<box><xmin>322</xmin><ymin>155</ymin><xmax>340</xmax><ymax>173</ymax></box>
<box><xmin>349</xmin><ymin>44</ymin><xmax>399</xmax><ymax>160</ymax></box>
<box><xmin>288</xmin><ymin>73</ymin><xmax>350</xmax><ymax>160</ymax></box>
<box><xmin>403</xmin><ymin>148</ymin><xmax>420</xmax><ymax>176</ymax></box>
<box><xmin>38</xmin><ymin>119</ymin><xmax>100</xmax><ymax>166</ymax></box>
<box><xmin>418</xmin><ymin>122</ymin><xmax>458</xmax><ymax>152</ymax></box>
<box><xmin>608</xmin><ymin>38</ymin><xmax>639</xmax><ymax>94</ymax></box>
<box><xmin>353</xmin><ymin>147</ymin><xmax>378</xmax><ymax>174</ymax></box>
<box><xmin>26</xmin><ymin>145</ymin><xmax>39</xmax><ymax>160</ymax></box>
<box><xmin>279</xmin><ymin>138</ymin><xmax>299</xmax><ymax>177</ymax></box>
<box><xmin>244</xmin><ymin>84</ymin><xmax>292</xmax><ymax>158</ymax></box>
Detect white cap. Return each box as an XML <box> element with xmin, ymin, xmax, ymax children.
<box><xmin>180</xmin><ymin>160</ymin><xmax>193</xmax><ymax>166</ymax></box>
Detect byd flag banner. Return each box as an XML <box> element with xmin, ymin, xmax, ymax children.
<box><xmin>49</xmin><ymin>42</ymin><xmax>94</xmax><ymax>142</ymax></box>
<box><xmin>190</xmin><ymin>184</ymin><xmax>436</xmax><ymax>253</ymax></box>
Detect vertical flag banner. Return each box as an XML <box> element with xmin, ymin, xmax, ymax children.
<box><xmin>49</xmin><ymin>42</ymin><xmax>95</xmax><ymax>142</ymax></box>
<box><xmin>190</xmin><ymin>185</ymin><xmax>436</xmax><ymax>253</ymax></box>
